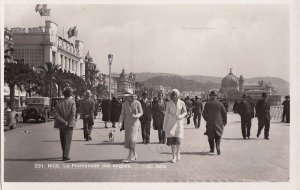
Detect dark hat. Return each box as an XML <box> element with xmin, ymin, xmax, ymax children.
<box><xmin>285</xmin><ymin>95</ymin><xmax>289</xmax><ymax>99</ymax></box>
<box><xmin>262</xmin><ymin>92</ymin><xmax>267</xmax><ymax>97</ymax></box>
<box><xmin>142</xmin><ymin>91</ymin><xmax>148</xmax><ymax>95</ymax></box>
<box><xmin>209</xmin><ymin>91</ymin><xmax>217</xmax><ymax>96</ymax></box>
<box><xmin>242</xmin><ymin>94</ymin><xmax>247</xmax><ymax>98</ymax></box>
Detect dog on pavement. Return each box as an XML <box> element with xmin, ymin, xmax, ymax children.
<box><xmin>109</xmin><ymin>130</ymin><xmax>115</xmax><ymax>142</ymax></box>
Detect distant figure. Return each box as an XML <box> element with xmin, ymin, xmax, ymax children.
<box><xmin>202</xmin><ymin>90</ymin><xmax>227</xmax><ymax>155</ymax></box>
<box><xmin>163</xmin><ymin>89</ymin><xmax>187</xmax><ymax>163</ymax></box>
<box><xmin>119</xmin><ymin>89</ymin><xmax>143</xmax><ymax>162</ymax></box>
<box><xmin>282</xmin><ymin>95</ymin><xmax>290</xmax><ymax>123</ymax></box>
<box><xmin>185</xmin><ymin>96</ymin><xmax>193</xmax><ymax>125</ymax></box>
<box><xmin>192</xmin><ymin>96</ymin><xmax>203</xmax><ymax>129</ymax></box>
<box><xmin>54</xmin><ymin>87</ymin><xmax>76</xmax><ymax>161</ymax></box>
<box><xmin>110</xmin><ymin>97</ymin><xmax>122</xmax><ymax>128</ymax></box>
<box><xmin>233</xmin><ymin>100</ymin><xmax>239</xmax><ymax>113</ymax></box>
<box><xmin>80</xmin><ymin>90</ymin><xmax>95</xmax><ymax>141</ymax></box>
<box><xmin>101</xmin><ymin>98</ymin><xmax>111</xmax><ymax>128</ymax></box>
<box><xmin>152</xmin><ymin>92</ymin><xmax>166</xmax><ymax>144</ymax></box>
<box><xmin>237</xmin><ymin>94</ymin><xmax>254</xmax><ymax>139</ymax></box>
<box><xmin>255</xmin><ymin>93</ymin><xmax>271</xmax><ymax>140</ymax></box>
<box><xmin>139</xmin><ymin>91</ymin><xmax>152</xmax><ymax>144</ymax></box>
<box><xmin>247</xmin><ymin>95</ymin><xmax>255</xmax><ymax>118</ymax></box>
<box><xmin>222</xmin><ymin>99</ymin><xmax>228</xmax><ymax>112</ymax></box>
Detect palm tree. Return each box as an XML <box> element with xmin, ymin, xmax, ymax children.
<box><xmin>85</xmin><ymin>66</ymin><xmax>101</xmax><ymax>94</ymax></box>
<box><xmin>38</xmin><ymin>62</ymin><xmax>61</xmax><ymax>97</ymax></box>
<box><xmin>54</xmin><ymin>68</ymin><xmax>66</xmax><ymax>97</ymax></box>
<box><xmin>4</xmin><ymin>60</ymin><xmax>33</xmax><ymax>109</ymax></box>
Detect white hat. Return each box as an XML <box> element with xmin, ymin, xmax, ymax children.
<box><xmin>85</xmin><ymin>90</ymin><xmax>92</xmax><ymax>95</ymax></box>
<box><xmin>6</xmin><ymin>108</ymin><xmax>12</xmax><ymax>112</ymax></box>
<box><xmin>171</xmin><ymin>89</ymin><xmax>180</xmax><ymax>96</ymax></box>
<box><xmin>124</xmin><ymin>89</ymin><xmax>134</xmax><ymax>97</ymax></box>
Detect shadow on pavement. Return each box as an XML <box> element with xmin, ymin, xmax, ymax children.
<box><xmin>160</xmin><ymin>151</ymin><xmax>216</xmax><ymax>156</ymax></box>
<box><xmin>222</xmin><ymin>138</ymin><xmax>265</xmax><ymax>141</ymax></box>
<box><xmin>85</xmin><ymin>142</ymin><xmax>125</xmax><ymax>145</ymax></box>
<box><xmin>42</xmin><ymin>140</ymin><xmax>86</xmax><ymax>142</ymax></box>
<box><xmin>5</xmin><ymin>157</ymin><xmax>62</xmax><ymax>161</ymax></box>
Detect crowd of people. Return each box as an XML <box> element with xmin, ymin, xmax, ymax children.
<box><xmin>53</xmin><ymin>87</ymin><xmax>290</xmax><ymax>163</ymax></box>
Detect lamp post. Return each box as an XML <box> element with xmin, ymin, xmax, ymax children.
<box><xmin>108</xmin><ymin>54</ymin><xmax>113</xmax><ymax>100</ymax></box>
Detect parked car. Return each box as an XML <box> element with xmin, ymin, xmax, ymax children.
<box><xmin>4</xmin><ymin>108</ymin><xmax>18</xmax><ymax>130</ymax></box>
<box><xmin>22</xmin><ymin>97</ymin><xmax>51</xmax><ymax>123</ymax></box>
<box><xmin>15</xmin><ymin>106</ymin><xmax>26</xmax><ymax>122</ymax></box>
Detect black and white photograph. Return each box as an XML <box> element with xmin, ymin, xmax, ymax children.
<box><xmin>1</xmin><ymin>0</ymin><xmax>300</xmax><ymax>190</ymax></box>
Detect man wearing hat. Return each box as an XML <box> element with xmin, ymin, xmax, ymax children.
<box><xmin>237</xmin><ymin>94</ymin><xmax>254</xmax><ymax>139</ymax></box>
<box><xmin>192</xmin><ymin>96</ymin><xmax>203</xmax><ymax>129</ymax></box>
<box><xmin>255</xmin><ymin>92</ymin><xmax>271</xmax><ymax>140</ymax></box>
<box><xmin>80</xmin><ymin>90</ymin><xmax>95</xmax><ymax>141</ymax></box>
<box><xmin>282</xmin><ymin>95</ymin><xmax>290</xmax><ymax>123</ymax></box>
<box><xmin>139</xmin><ymin>91</ymin><xmax>152</xmax><ymax>144</ymax></box>
<box><xmin>202</xmin><ymin>90</ymin><xmax>227</xmax><ymax>155</ymax></box>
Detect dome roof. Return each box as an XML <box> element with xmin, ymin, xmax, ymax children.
<box><xmin>221</xmin><ymin>69</ymin><xmax>239</xmax><ymax>88</ymax></box>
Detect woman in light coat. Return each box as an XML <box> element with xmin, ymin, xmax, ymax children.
<box><xmin>163</xmin><ymin>89</ymin><xmax>187</xmax><ymax>163</ymax></box>
<box><xmin>119</xmin><ymin>89</ymin><xmax>143</xmax><ymax>162</ymax></box>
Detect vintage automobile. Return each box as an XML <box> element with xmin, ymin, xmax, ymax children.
<box><xmin>22</xmin><ymin>97</ymin><xmax>51</xmax><ymax>123</ymax></box>
<box><xmin>4</xmin><ymin>108</ymin><xmax>18</xmax><ymax>130</ymax></box>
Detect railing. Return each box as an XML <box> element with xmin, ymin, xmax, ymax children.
<box><xmin>270</xmin><ymin>106</ymin><xmax>283</xmax><ymax>120</ymax></box>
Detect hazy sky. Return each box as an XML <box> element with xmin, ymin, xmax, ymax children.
<box><xmin>4</xmin><ymin>4</ymin><xmax>289</xmax><ymax>81</ymax></box>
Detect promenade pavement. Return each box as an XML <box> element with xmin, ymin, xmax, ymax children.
<box><xmin>4</xmin><ymin>112</ymin><xmax>289</xmax><ymax>182</ymax></box>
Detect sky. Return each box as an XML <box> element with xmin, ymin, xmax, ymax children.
<box><xmin>4</xmin><ymin>3</ymin><xmax>289</xmax><ymax>81</ymax></box>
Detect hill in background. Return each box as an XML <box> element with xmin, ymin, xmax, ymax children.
<box><xmin>135</xmin><ymin>72</ymin><xmax>289</xmax><ymax>96</ymax></box>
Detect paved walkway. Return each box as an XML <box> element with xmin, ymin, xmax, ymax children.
<box><xmin>4</xmin><ymin>113</ymin><xmax>289</xmax><ymax>182</ymax></box>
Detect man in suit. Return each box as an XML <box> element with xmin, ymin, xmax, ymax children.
<box><xmin>54</xmin><ymin>87</ymin><xmax>76</xmax><ymax>161</ymax></box>
<box><xmin>255</xmin><ymin>92</ymin><xmax>271</xmax><ymax>140</ymax></box>
<box><xmin>80</xmin><ymin>90</ymin><xmax>95</xmax><ymax>141</ymax></box>
<box><xmin>185</xmin><ymin>96</ymin><xmax>193</xmax><ymax>125</ymax></box>
<box><xmin>282</xmin><ymin>95</ymin><xmax>290</xmax><ymax>123</ymax></box>
<box><xmin>152</xmin><ymin>92</ymin><xmax>166</xmax><ymax>143</ymax></box>
<box><xmin>140</xmin><ymin>91</ymin><xmax>152</xmax><ymax>144</ymax></box>
<box><xmin>202</xmin><ymin>91</ymin><xmax>227</xmax><ymax>155</ymax></box>
<box><xmin>193</xmin><ymin>96</ymin><xmax>203</xmax><ymax>129</ymax></box>
<box><xmin>237</xmin><ymin>94</ymin><xmax>254</xmax><ymax>139</ymax></box>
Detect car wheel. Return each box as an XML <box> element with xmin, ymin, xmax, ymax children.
<box><xmin>10</xmin><ymin>119</ymin><xmax>17</xmax><ymax>130</ymax></box>
<box><xmin>43</xmin><ymin>114</ymin><xmax>48</xmax><ymax>123</ymax></box>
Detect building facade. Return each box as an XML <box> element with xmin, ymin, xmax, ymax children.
<box><xmin>11</xmin><ymin>20</ymin><xmax>85</xmax><ymax>76</ymax></box>
<box><xmin>220</xmin><ymin>69</ymin><xmax>281</xmax><ymax>106</ymax></box>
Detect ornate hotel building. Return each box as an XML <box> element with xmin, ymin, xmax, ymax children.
<box><xmin>11</xmin><ymin>20</ymin><xmax>85</xmax><ymax>76</ymax></box>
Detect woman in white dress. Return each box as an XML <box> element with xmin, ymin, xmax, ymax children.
<box><xmin>163</xmin><ymin>89</ymin><xmax>187</xmax><ymax>163</ymax></box>
<box><xmin>119</xmin><ymin>89</ymin><xmax>143</xmax><ymax>162</ymax></box>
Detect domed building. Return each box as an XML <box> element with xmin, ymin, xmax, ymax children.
<box><xmin>220</xmin><ymin>69</ymin><xmax>281</xmax><ymax>107</ymax></box>
<box><xmin>221</xmin><ymin>69</ymin><xmax>241</xmax><ymax>97</ymax></box>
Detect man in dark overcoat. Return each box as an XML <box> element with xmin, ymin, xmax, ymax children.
<box><xmin>80</xmin><ymin>90</ymin><xmax>95</xmax><ymax>141</ymax></box>
<box><xmin>192</xmin><ymin>96</ymin><xmax>203</xmax><ymax>129</ymax></box>
<box><xmin>255</xmin><ymin>92</ymin><xmax>271</xmax><ymax>140</ymax></box>
<box><xmin>101</xmin><ymin>98</ymin><xmax>111</xmax><ymax>128</ymax></box>
<box><xmin>202</xmin><ymin>91</ymin><xmax>227</xmax><ymax>155</ymax></box>
<box><xmin>152</xmin><ymin>92</ymin><xmax>166</xmax><ymax>144</ymax></box>
<box><xmin>282</xmin><ymin>95</ymin><xmax>290</xmax><ymax>123</ymax></box>
<box><xmin>139</xmin><ymin>91</ymin><xmax>152</xmax><ymax>144</ymax></box>
<box><xmin>110</xmin><ymin>96</ymin><xmax>122</xmax><ymax>128</ymax></box>
<box><xmin>237</xmin><ymin>94</ymin><xmax>254</xmax><ymax>139</ymax></box>
<box><xmin>185</xmin><ymin>96</ymin><xmax>193</xmax><ymax>125</ymax></box>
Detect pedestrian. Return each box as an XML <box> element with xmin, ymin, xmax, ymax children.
<box><xmin>119</xmin><ymin>89</ymin><xmax>143</xmax><ymax>162</ymax></box>
<box><xmin>54</xmin><ymin>87</ymin><xmax>76</xmax><ymax>161</ymax></box>
<box><xmin>237</xmin><ymin>94</ymin><xmax>254</xmax><ymax>139</ymax></box>
<box><xmin>110</xmin><ymin>96</ymin><xmax>122</xmax><ymax>128</ymax></box>
<box><xmin>247</xmin><ymin>95</ymin><xmax>255</xmax><ymax>118</ymax></box>
<box><xmin>192</xmin><ymin>96</ymin><xmax>203</xmax><ymax>129</ymax></box>
<box><xmin>233</xmin><ymin>99</ymin><xmax>239</xmax><ymax>113</ymax></box>
<box><xmin>282</xmin><ymin>95</ymin><xmax>290</xmax><ymax>123</ymax></box>
<box><xmin>79</xmin><ymin>90</ymin><xmax>95</xmax><ymax>141</ymax></box>
<box><xmin>185</xmin><ymin>96</ymin><xmax>193</xmax><ymax>125</ymax></box>
<box><xmin>202</xmin><ymin>90</ymin><xmax>227</xmax><ymax>155</ymax></box>
<box><xmin>152</xmin><ymin>91</ymin><xmax>166</xmax><ymax>144</ymax></box>
<box><xmin>139</xmin><ymin>91</ymin><xmax>152</xmax><ymax>144</ymax></box>
<box><xmin>255</xmin><ymin>92</ymin><xmax>271</xmax><ymax>140</ymax></box>
<box><xmin>101</xmin><ymin>98</ymin><xmax>111</xmax><ymax>128</ymax></box>
<box><xmin>163</xmin><ymin>89</ymin><xmax>187</xmax><ymax>163</ymax></box>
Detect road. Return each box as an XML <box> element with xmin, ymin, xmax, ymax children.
<box><xmin>4</xmin><ymin>113</ymin><xmax>289</xmax><ymax>182</ymax></box>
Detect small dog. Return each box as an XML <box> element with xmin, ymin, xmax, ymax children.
<box><xmin>109</xmin><ymin>130</ymin><xmax>115</xmax><ymax>142</ymax></box>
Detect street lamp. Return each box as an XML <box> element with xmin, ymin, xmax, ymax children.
<box><xmin>108</xmin><ymin>54</ymin><xmax>113</xmax><ymax>99</ymax></box>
